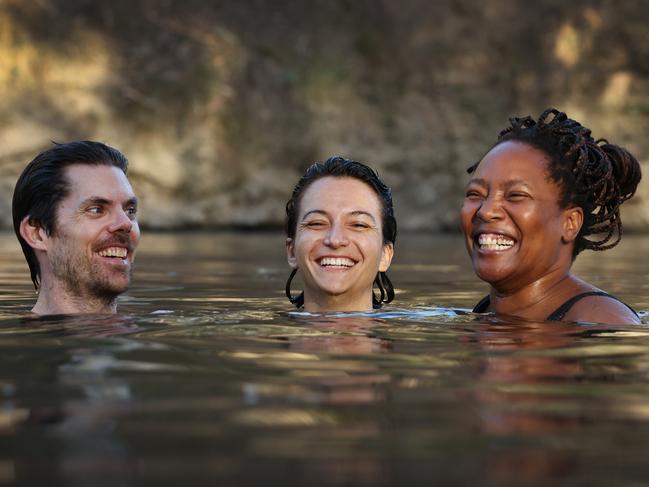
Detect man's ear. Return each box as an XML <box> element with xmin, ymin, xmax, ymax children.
<box><xmin>561</xmin><ymin>207</ymin><xmax>583</xmax><ymax>244</ymax></box>
<box><xmin>286</xmin><ymin>238</ymin><xmax>298</xmax><ymax>269</ymax></box>
<box><xmin>19</xmin><ymin>216</ymin><xmax>49</xmax><ymax>252</ymax></box>
<box><xmin>379</xmin><ymin>242</ymin><xmax>394</xmax><ymax>272</ymax></box>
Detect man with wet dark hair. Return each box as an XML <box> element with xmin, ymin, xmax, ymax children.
<box><xmin>12</xmin><ymin>141</ymin><xmax>140</xmax><ymax>315</ymax></box>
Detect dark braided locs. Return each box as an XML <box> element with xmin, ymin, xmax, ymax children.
<box><xmin>470</xmin><ymin>108</ymin><xmax>641</xmax><ymax>258</ymax></box>
<box><xmin>285</xmin><ymin>156</ymin><xmax>397</xmax><ymax>309</ymax></box>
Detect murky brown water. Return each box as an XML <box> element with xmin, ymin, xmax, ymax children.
<box><xmin>1</xmin><ymin>231</ymin><xmax>649</xmax><ymax>486</ymax></box>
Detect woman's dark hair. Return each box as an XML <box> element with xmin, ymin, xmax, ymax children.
<box><xmin>12</xmin><ymin>141</ymin><xmax>129</xmax><ymax>289</ymax></box>
<box><xmin>285</xmin><ymin>156</ymin><xmax>397</xmax><ymax>309</ymax></box>
<box><xmin>469</xmin><ymin>108</ymin><xmax>641</xmax><ymax>258</ymax></box>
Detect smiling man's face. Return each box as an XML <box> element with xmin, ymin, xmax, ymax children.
<box><xmin>46</xmin><ymin>164</ymin><xmax>140</xmax><ymax>302</ymax></box>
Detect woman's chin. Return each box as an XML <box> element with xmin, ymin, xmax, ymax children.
<box><xmin>306</xmin><ymin>284</ymin><xmax>349</xmax><ymax>299</ymax></box>
<box><xmin>474</xmin><ymin>266</ymin><xmax>513</xmax><ymax>287</ymax></box>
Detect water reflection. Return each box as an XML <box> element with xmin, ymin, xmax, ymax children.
<box><xmin>286</xmin><ymin>315</ymin><xmax>392</xmax><ymax>354</ymax></box>
<box><xmin>1</xmin><ymin>232</ymin><xmax>649</xmax><ymax>485</ymax></box>
<box><xmin>0</xmin><ymin>313</ymin><xmax>141</xmax><ymax>337</ymax></box>
<box><xmin>464</xmin><ymin>318</ymin><xmax>649</xmax><ymax>484</ymax></box>
<box><xmin>463</xmin><ymin>320</ymin><xmax>577</xmax><ymax>482</ymax></box>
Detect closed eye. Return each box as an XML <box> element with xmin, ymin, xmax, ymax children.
<box><xmin>507</xmin><ymin>191</ymin><xmax>531</xmax><ymax>201</ymax></box>
<box><xmin>350</xmin><ymin>222</ymin><xmax>371</xmax><ymax>229</ymax></box>
<box><xmin>465</xmin><ymin>189</ymin><xmax>484</xmax><ymax>198</ymax></box>
<box><xmin>302</xmin><ymin>220</ymin><xmax>327</xmax><ymax>229</ymax></box>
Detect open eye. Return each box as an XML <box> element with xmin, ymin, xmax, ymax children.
<box><xmin>86</xmin><ymin>206</ymin><xmax>104</xmax><ymax>216</ymax></box>
<box><xmin>126</xmin><ymin>205</ymin><xmax>138</xmax><ymax>220</ymax></box>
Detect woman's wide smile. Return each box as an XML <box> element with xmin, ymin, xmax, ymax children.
<box><xmin>474</xmin><ymin>232</ymin><xmax>517</xmax><ymax>252</ymax></box>
<box><xmin>461</xmin><ymin>141</ymin><xmax>567</xmax><ymax>288</ymax></box>
<box><xmin>315</xmin><ymin>255</ymin><xmax>358</xmax><ymax>269</ymax></box>
<box><xmin>287</xmin><ymin>176</ymin><xmax>392</xmax><ymax>311</ymax></box>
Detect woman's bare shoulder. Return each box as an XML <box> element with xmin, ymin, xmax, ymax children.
<box><xmin>563</xmin><ymin>294</ymin><xmax>640</xmax><ymax>325</ymax></box>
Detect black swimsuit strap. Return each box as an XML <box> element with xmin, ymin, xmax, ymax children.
<box><xmin>472</xmin><ymin>295</ymin><xmax>491</xmax><ymax>313</ymax></box>
<box><xmin>545</xmin><ymin>291</ymin><xmax>639</xmax><ymax>321</ymax></box>
<box><xmin>472</xmin><ymin>291</ymin><xmax>639</xmax><ymax>321</ymax></box>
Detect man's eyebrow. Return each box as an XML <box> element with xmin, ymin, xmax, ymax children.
<box><xmin>79</xmin><ymin>197</ymin><xmax>112</xmax><ymax>207</ymax></box>
<box><xmin>79</xmin><ymin>196</ymin><xmax>139</xmax><ymax>207</ymax></box>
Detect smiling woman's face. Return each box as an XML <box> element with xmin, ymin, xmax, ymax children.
<box><xmin>286</xmin><ymin>176</ymin><xmax>394</xmax><ymax>312</ymax></box>
<box><xmin>460</xmin><ymin>141</ymin><xmax>576</xmax><ymax>292</ymax></box>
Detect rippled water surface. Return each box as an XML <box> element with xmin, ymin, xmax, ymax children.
<box><xmin>1</xmin><ymin>231</ymin><xmax>649</xmax><ymax>486</ymax></box>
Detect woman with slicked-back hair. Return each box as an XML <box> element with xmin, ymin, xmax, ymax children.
<box><xmin>461</xmin><ymin>108</ymin><xmax>642</xmax><ymax>324</ymax></box>
<box><xmin>285</xmin><ymin>156</ymin><xmax>396</xmax><ymax>313</ymax></box>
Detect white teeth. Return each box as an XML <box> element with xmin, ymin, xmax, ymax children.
<box><xmin>98</xmin><ymin>247</ymin><xmax>128</xmax><ymax>258</ymax></box>
<box><xmin>478</xmin><ymin>234</ymin><xmax>515</xmax><ymax>251</ymax></box>
<box><xmin>319</xmin><ymin>257</ymin><xmax>355</xmax><ymax>267</ymax></box>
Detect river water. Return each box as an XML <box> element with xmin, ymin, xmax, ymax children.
<box><xmin>1</xmin><ymin>231</ymin><xmax>649</xmax><ymax>486</ymax></box>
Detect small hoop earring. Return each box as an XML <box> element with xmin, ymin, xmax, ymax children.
<box><xmin>285</xmin><ymin>269</ymin><xmax>304</xmax><ymax>307</ymax></box>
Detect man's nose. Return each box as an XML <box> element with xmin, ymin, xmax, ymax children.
<box><xmin>108</xmin><ymin>208</ymin><xmax>134</xmax><ymax>233</ymax></box>
<box><xmin>323</xmin><ymin>222</ymin><xmax>349</xmax><ymax>248</ymax></box>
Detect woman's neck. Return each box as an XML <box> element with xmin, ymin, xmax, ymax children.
<box><xmin>488</xmin><ymin>269</ymin><xmax>585</xmax><ymax>320</ymax></box>
<box><xmin>303</xmin><ymin>291</ymin><xmax>374</xmax><ymax>313</ymax></box>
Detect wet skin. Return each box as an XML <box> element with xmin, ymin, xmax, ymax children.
<box><xmin>461</xmin><ymin>141</ymin><xmax>639</xmax><ymax>324</ymax></box>
<box><xmin>286</xmin><ymin>176</ymin><xmax>393</xmax><ymax>313</ymax></box>
<box><xmin>22</xmin><ymin>164</ymin><xmax>140</xmax><ymax>314</ymax></box>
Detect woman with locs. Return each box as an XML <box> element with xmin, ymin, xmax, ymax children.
<box><xmin>461</xmin><ymin>108</ymin><xmax>642</xmax><ymax>324</ymax></box>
